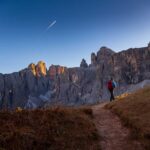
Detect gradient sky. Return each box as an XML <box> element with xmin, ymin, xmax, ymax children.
<box><xmin>0</xmin><ymin>0</ymin><xmax>150</xmax><ymax>73</ymax></box>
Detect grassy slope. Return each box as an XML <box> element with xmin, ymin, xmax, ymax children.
<box><xmin>106</xmin><ymin>87</ymin><xmax>150</xmax><ymax>150</ymax></box>
<box><xmin>0</xmin><ymin>107</ymin><xmax>100</xmax><ymax>150</ymax></box>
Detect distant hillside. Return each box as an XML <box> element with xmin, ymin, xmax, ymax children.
<box><xmin>0</xmin><ymin>107</ymin><xmax>100</xmax><ymax>150</ymax></box>
<box><xmin>0</xmin><ymin>43</ymin><xmax>150</xmax><ymax>109</ymax></box>
<box><xmin>106</xmin><ymin>87</ymin><xmax>150</xmax><ymax>149</ymax></box>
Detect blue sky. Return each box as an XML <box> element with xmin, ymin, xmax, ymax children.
<box><xmin>0</xmin><ymin>0</ymin><xmax>150</xmax><ymax>73</ymax></box>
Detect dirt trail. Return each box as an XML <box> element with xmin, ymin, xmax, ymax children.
<box><xmin>92</xmin><ymin>103</ymin><xmax>144</xmax><ymax>150</ymax></box>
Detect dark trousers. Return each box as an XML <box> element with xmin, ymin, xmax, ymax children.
<box><xmin>109</xmin><ymin>89</ymin><xmax>115</xmax><ymax>101</ymax></box>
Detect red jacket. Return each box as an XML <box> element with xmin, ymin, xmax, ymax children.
<box><xmin>107</xmin><ymin>80</ymin><xmax>113</xmax><ymax>90</ymax></box>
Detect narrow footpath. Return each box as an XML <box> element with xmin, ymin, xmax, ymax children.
<box><xmin>92</xmin><ymin>103</ymin><xmax>144</xmax><ymax>150</ymax></box>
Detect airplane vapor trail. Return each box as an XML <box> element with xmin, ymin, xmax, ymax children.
<box><xmin>47</xmin><ymin>20</ymin><xmax>56</xmax><ymax>30</ymax></box>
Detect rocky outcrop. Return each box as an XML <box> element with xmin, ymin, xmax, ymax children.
<box><xmin>36</xmin><ymin>61</ymin><xmax>47</xmax><ymax>77</ymax></box>
<box><xmin>91</xmin><ymin>53</ymin><xmax>97</xmax><ymax>65</ymax></box>
<box><xmin>80</xmin><ymin>59</ymin><xmax>88</xmax><ymax>68</ymax></box>
<box><xmin>0</xmin><ymin>43</ymin><xmax>150</xmax><ymax>109</ymax></box>
<box><xmin>96</xmin><ymin>47</ymin><xmax>115</xmax><ymax>64</ymax></box>
<box><xmin>90</xmin><ymin>45</ymin><xmax>150</xmax><ymax>84</ymax></box>
<box><xmin>91</xmin><ymin>47</ymin><xmax>115</xmax><ymax>66</ymax></box>
<box><xmin>28</xmin><ymin>61</ymin><xmax>47</xmax><ymax>77</ymax></box>
<box><xmin>111</xmin><ymin>47</ymin><xmax>150</xmax><ymax>84</ymax></box>
<box><xmin>48</xmin><ymin>65</ymin><xmax>67</xmax><ymax>80</ymax></box>
<box><xmin>28</xmin><ymin>63</ymin><xmax>36</xmax><ymax>76</ymax></box>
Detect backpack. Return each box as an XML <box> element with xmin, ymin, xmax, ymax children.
<box><xmin>107</xmin><ymin>80</ymin><xmax>113</xmax><ymax>90</ymax></box>
<box><xmin>112</xmin><ymin>81</ymin><xmax>116</xmax><ymax>88</ymax></box>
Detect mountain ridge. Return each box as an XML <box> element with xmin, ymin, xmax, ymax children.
<box><xmin>0</xmin><ymin>43</ymin><xmax>150</xmax><ymax>109</ymax></box>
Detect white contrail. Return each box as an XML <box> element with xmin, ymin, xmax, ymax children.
<box><xmin>47</xmin><ymin>20</ymin><xmax>56</xmax><ymax>30</ymax></box>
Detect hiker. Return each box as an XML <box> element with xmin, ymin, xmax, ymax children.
<box><xmin>9</xmin><ymin>89</ymin><xmax>14</xmax><ymax>109</ymax></box>
<box><xmin>107</xmin><ymin>78</ymin><xmax>116</xmax><ymax>101</ymax></box>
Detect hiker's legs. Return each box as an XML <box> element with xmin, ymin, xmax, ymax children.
<box><xmin>110</xmin><ymin>89</ymin><xmax>115</xmax><ymax>101</ymax></box>
<box><xmin>109</xmin><ymin>90</ymin><xmax>112</xmax><ymax>101</ymax></box>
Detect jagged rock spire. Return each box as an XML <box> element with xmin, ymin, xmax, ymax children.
<box><xmin>91</xmin><ymin>53</ymin><xmax>97</xmax><ymax>65</ymax></box>
<box><xmin>28</xmin><ymin>61</ymin><xmax>47</xmax><ymax>76</ymax></box>
<box><xmin>80</xmin><ymin>59</ymin><xmax>88</xmax><ymax>68</ymax></box>
<box><xmin>91</xmin><ymin>47</ymin><xmax>115</xmax><ymax>65</ymax></box>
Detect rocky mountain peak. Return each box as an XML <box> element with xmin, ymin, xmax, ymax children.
<box><xmin>80</xmin><ymin>59</ymin><xmax>88</xmax><ymax>68</ymax></box>
<box><xmin>36</xmin><ymin>61</ymin><xmax>47</xmax><ymax>77</ymax></box>
<box><xmin>97</xmin><ymin>47</ymin><xmax>115</xmax><ymax>64</ymax></box>
<box><xmin>91</xmin><ymin>47</ymin><xmax>115</xmax><ymax>65</ymax></box>
<box><xmin>28</xmin><ymin>63</ymin><xmax>36</xmax><ymax>75</ymax></box>
<box><xmin>97</xmin><ymin>47</ymin><xmax>115</xmax><ymax>57</ymax></box>
<box><xmin>28</xmin><ymin>61</ymin><xmax>47</xmax><ymax>77</ymax></box>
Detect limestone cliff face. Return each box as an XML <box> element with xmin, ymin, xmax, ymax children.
<box><xmin>48</xmin><ymin>65</ymin><xmax>67</xmax><ymax>80</ymax></box>
<box><xmin>36</xmin><ymin>61</ymin><xmax>47</xmax><ymax>77</ymax></box>
<box><xmin>96</xmin><ymin>47</ymin><xmax>115</xmax><ymax>64</ymax></box>
<box><xmin>28</xmin><ymin>63</ymin><xmax>36</xmax><ymax>76</ymax></box>
<box><xmin>111</xmin><ymin>47</ymin><xmax>150</xmax><ymax>84</ymax></box>
<box><xmin>0</xmin><ymin>43</ymin><xmax>150</xmax><ymax>109</ymax></box>
<box><xmin>28</xmin><ymin>61</ymin><xmax>47</xmax><ymax>77</ymax></box>
<box><xmin>90</xmin><ymin>46</ymin><xmax>150</xmax><ymax>84</ymax></box>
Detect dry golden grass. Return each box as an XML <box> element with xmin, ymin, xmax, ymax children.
<box><xmin>106</xmin><ymin>87</ymin><xmax>150</xmax><ymax>150</ymax></box>
<box><xmin>115</xmin><ymin>93</ymin><xmax>130</xmax><ymax>100</ymax></box>
<box><xmin>0</xmin><ymin>107</ymin><xmax>100</xmax><ymax>150</ymax></box>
